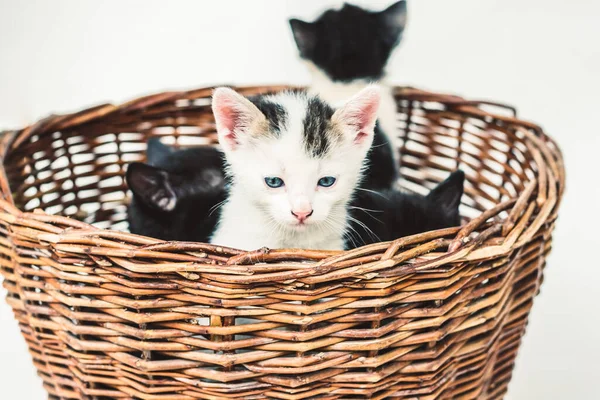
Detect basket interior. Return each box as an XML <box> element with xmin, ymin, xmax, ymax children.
<box><xmin>3</xmin><ymin>88</ymin><xmax>536</xmax><ymax>232</ymax></box>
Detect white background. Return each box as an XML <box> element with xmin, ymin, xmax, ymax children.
<box><xmin>0</xmin><ymin>0</ymin><xmax>597</xmax><ymax>398</ymax></box>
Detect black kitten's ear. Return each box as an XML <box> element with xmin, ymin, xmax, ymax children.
<box><xmin>378</xmin><ymin>0</ymin><xmax>408</xmax><ymax>43</ymax></box>
<box><xmin>146</xmin><ymin>138</ymin><xmax>174</xmax><ymax>165</ymax></box>
<box><xmin>427</xmin><ymin>170</ymin><xmax>465</xmax><ymax>215</ymax></box>
<box><xmin>289</xmin><ymin>18</ymin><xmax>316</xmax><ymax>58</ymax></box>
<box><xmin>127</xmin><ymin>162</ymin><xmax>179</xmax><ymax>212</ymax></box>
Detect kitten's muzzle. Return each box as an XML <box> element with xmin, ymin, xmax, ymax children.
<box><xmin>291</xmin><ymin>209</ymin><xmax>313</xmax><ymax>223</ymax></box>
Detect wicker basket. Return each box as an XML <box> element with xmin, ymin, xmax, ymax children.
<box><xmin>0</xmin><ymin>85</ymin><xmax>564</xmax><ymax>400</ymax></box>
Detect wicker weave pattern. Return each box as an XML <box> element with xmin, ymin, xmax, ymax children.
<box><xmin>0</xmin><ymin>86</ymin><xmax>564</xmax><ymax>399</ymax></box>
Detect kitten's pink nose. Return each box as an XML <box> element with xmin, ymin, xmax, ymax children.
<box><xmin>291</xmin><ymin>209</ymin><xmax>313</xmax><ymax>223</ymax></box>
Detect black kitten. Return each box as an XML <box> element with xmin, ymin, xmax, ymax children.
<box><xmin>347</xmin><ymin>170</ymin><xmax>465</xmax><ymax>249</ymax></box>
<box><xmin>289</xmin><ymin>0</ymin><xmax>407</xmax><ymax>81</ymax></box>
<box><xmin>289</xmin><ymin>1</ymin><xmax>408</xmax><ymax>190</ymax></box>
<box><xmin>126</xmin><ymin>139</ymin><xmax>227</xmax><ymax>242</ymax></box>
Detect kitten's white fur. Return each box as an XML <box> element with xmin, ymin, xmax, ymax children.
<box><xmin>304</xmin><ymin>61</ymin><xmax>399</xmax><ymax>167</ymax></box>
<box><xmin>210</xmin><ymin>87</ymin><xmax>379</xmax><ymax>251</ymax></box>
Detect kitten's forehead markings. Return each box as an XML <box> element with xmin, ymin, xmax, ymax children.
<box><xmin>303</xmin><ymin>96</ymin><xmax>335</xmax><ymax>158</ymax></box>
<box><xmin>265</xmin><ymin>91</ymin><xmax>341</xmax><ymax>160</ymax></box>
<box><xmin>250</xmin><ymin>97</ymin><xmax>288</xmax><ymax>135</ymax></box>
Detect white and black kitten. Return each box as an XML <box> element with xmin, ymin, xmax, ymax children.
<box><xmin>289</xmin><ymin>0</ymin><xmax>408</xmax><ymax>188</ymax></box>
<box><xmin>210</xmin><ymin>86</ymin><xmax>381</xmax><ymax>250</ymax></box>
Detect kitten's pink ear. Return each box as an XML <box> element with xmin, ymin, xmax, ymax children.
<box><xmin>212</xmin><ymin>87</ymin><xmax>264</xmax><ymax>151</ymax></box>
<box><xmin>332</xmin><ymin>85</ymin><xmax>381</xmax><ymax>146</ymax></box>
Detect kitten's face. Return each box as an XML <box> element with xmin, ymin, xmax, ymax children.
<box><xmin>212</xmin><ymin>87</ymin><xmax>380</xmax><ymax>232</ymax></box>
<box><xmin>230</xmin><ymin>132</ymin><xmax>360</xmax><ymax>231</ymax></box>
<box><xmin>289</xmin><ymin>1</ymin><xmax>407</xmax><ymax>82</ymax></box>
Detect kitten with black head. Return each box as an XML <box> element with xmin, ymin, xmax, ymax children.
<box><xmin>289</xmin><ymin>0</ymin><xmax>408</xmax><ymax>189</ymax></box>
<box><xmin>210</xmin><ymin>86</ymin><xmax>381</xmax><ymax>250</ymax></box>
<box><xmin>126</xmin><ymin>139</ymin><xmax>227</xmax><ymax>242</ymax></box>
<box><xmin>347</xmin><ymin>170</ymin><xmax>465</xmax><ymax>248</ymax></box>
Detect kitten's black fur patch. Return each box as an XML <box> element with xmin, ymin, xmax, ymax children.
<box><xmin>363</xmin><ymin>122</ymin><xmax>398</xmax><ymax>190</ymax></box>
<box><xmin>250</xmin><ymin>97</ymin><xmax>288</xmax><ymax>133</ymax></box>
<box><xmin>289</xmin><ymin>1</ymin><xmax>407</xmax><ymax>82</ymax></box>
<box><xmin>126</xmin><ymin>139</ymin><xmax>227</xmax><ymax>242</ymax></box>
<box><xmin>146</xmin><ymin>137</ymin><xmax>174</xmax><ymax>165</ymax></box>
<box><xmin>346</xmin><ymin>170</ymin><xmax>465</xmax><ymax>249</ymax></box>
<box><xmin>303</xmin><ymin>96</ymin><xmax>335</xmax><ymax>157</ymax></box>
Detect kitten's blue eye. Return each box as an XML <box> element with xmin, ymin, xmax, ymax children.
<box><xmin>318</xmin><ymin>176</ymin><xmax>336</xmax><ymax>187</ymax></box>
<box><xmin>264</xmin><ymin>177</ymin><xmax>284</xmax><ymax>188</ymax></box>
